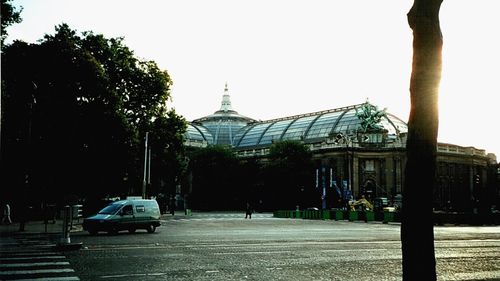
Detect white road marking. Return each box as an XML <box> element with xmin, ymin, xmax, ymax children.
<box><xmin>0</xmin><ymin>261</ymin><xmax>70</xmax><ymax>268</ymax></box>
<box><xmin>1</xmin><ymin>268</ymin><xmax>75</xmax><ymax>275</ymax></box>
<box><xmin>1</xmin><ymin>255</ymin><xmax>66</xmax><ymax>261</ymax></box>
<box><xmin>14</xmin><ymin>277</ymin><xmax>80</xmax><ymax>281</ymax></box>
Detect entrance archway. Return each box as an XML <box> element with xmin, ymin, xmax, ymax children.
<box><xmin>362</xmin><ymin>179</ymin><xmax>376</xmax><ymax>201</ymax></box>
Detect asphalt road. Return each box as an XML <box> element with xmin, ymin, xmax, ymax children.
<box><xmin>65</xmin><ymin>212</ymin><xmax>500</xmax><ymax>281</ymax></box>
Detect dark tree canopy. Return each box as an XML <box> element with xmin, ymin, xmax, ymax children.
<box><xmin>1</xmin><ymin>24</ymin><xmax>186</xmax><ymax>208</ymax></box>
<box><xmin>189</xmin><ymin>145</ymin><xmax>241</xmax><ymax>210</ymax></box>
<box><xmin>1</xmin><ymin>0</ymin><xmax>23</xmax><ymax>46</ymax></box>
<box><xmin>265</xmin><ymin>140</ymin><xmax>316</xmax><ymax>210</ymax></box>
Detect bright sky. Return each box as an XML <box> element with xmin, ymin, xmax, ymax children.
<box><xmin>5</xmin><ymin>0</ymin><xmax>500</xmax><ymax>158</ymax></box>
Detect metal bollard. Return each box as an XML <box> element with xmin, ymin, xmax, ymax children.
<box><xmin>60</xmin><ymin>205</ymin><xmax>71</xmax><ymax>244</ymax></box>
<box><xmin>55</xmin><ymin>205</ymin><xmax>83</xmax><ymax>251</ymax></box>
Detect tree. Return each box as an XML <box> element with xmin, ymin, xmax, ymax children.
<box><xmin>149</xmin><ymin>110</ymin><xmax>188</xmax><ymax>197</ymax></box>
<box><xmin>189</xmin><ymin>145</ymin><xmax>241</xmax><ymax>210</ymax></box>
<box><xmin>1</xmin><ymin>24</ymin><xmax>185</xmax><ymax>206</ymax></box>
<box><xmin>265</xmin><ymin>140</ymin><xmax>315</xmax><ymax>210</ymax></box>
<box><xmin>402</xmin><ymin>1</ymin><xmax>443</xmax><ymax>280</ymax></box>
<box><xmin>1</xmin><ymin>0</ymin><xmax>22</xmax><ymax>46</ymax></box>
<box><xmin>239</xmin><ymin>157</ymin><xmax>263</xmax><ymax>211</ymax></box>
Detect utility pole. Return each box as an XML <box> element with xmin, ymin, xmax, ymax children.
<box><xmin>142</xmin><ymin>132</ymin><xmax>149</xmax><ymax>199</ymax></box>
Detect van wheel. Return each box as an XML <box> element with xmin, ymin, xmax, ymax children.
<box><xmin>128</xmin><ymin>228</ymin><xmax>136</xmax><ymax>233</ymax></box>
<box><xmin>146</xmin><ymin>225</ymin><xmax>156</xmax><ymax>233</ymax></box>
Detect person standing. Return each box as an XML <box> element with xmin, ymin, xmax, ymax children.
<box><xmin>2</xmin><ymin>203</ymin><xmax>12</xmax><ymax>225</ymax></box>
<box><xmin>169</xmin><ymin>195</ymin><xmax>176</xmax><ymax>216</ymax></box>
<box><xmin>245</xmin><ymin>202</ymin><xmax>253</xmax><ymax>219</ymax></box>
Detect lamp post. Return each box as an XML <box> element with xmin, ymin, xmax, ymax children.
<box><xmin>321</xmin><ymin>167</ymin><xmax>326</xmax><ymax>209</ymax></box>
<box><xmin>20</xmin><ymin>85</ymin><xmax>37</xmax><ymax>232</ymax></box>
<box><xmin>335</xmin><ymin>133</ymin><xmax>355</xmax><ymax>199</ymax></box>
<box><xmin>142</xmin><ymin>132</ymin><xmax>149</xmax><ymax>199</ymax></box>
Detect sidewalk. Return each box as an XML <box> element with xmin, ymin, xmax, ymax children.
<box><xmin>0</xmin><ymin>213</ymin><xmax>186</xmax><ymax>236</ymax></box>
<box><xmin>0</xmin><ymin>219</ymin><xmax>83</xmax><ymax>236</ymax></box>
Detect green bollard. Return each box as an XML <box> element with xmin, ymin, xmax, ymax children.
<box><xmin>323</xmin><ymin>210</ymin><xmax>331</xmax><ymax>220</ymax></box>
<box><xmin>335</xmin><ymin>210</ymin><xmax>344</xmax><ymax>220</ymax></box>
<box><xmin>365</xmin><ymin>211</ymin><xmax>375</xmax><ymax>222</ymax></box>
<box><xmin>383</xmin><ymin>211</ymin><xmax>394</xmax><ymax>223</ymax></box>
<box><xmin>348</xmin><ymin>210</ymin><xmax>358</xmax><ymax>221</ymax></box>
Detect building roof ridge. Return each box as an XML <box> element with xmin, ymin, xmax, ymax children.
<box><xmin>255</xmin><ymin>103</ymin><xmax>366</xmax><ymax>124</ymax></box>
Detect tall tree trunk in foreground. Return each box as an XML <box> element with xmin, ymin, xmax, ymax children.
<box><xmin>402</xmin><ymin>0</ymin><xmax>443</xmax><ymax>280</ymax></box>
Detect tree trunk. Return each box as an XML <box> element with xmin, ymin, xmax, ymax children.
<box><xmin>402</xmin><ymin>0</ymin><xmax>443</xmax><ymax>280</ymax></box>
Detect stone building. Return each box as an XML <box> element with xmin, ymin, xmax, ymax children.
<box><xmin>184</xmin><ymin>85</ymin><xmax>499</xmax><ymax>211</ymax></box>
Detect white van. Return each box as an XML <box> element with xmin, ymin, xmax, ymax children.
<box><xmin>83</xmin><ymin>199</ymin><xmax>161</xmax><ymax>235</ymax></box>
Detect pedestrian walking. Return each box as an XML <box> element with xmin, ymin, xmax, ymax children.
<box><xmin>245</xmin><ymin>202</ymin><xmax>253</xmax><ymax>219</ymax></box>
<box><xmin>169</xmin><ymin>195</ymin><xmax>176</xmax><ymax>216</ymax></box>
<box><xmin>2</xmin><ymin>203</ymin><xmax>12</xmax><ymax>225</ymax></box>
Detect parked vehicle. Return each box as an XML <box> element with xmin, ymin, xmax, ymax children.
<box><xmin>82</xmin><ymin>199</ymin><xmax>161</xmax><ymax>235</ymax></box>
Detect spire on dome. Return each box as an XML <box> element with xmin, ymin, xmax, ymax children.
<box><xmin>220</xmin><ymin>82</ymin><xmax>233</xmax><ymax>111</ymax></box>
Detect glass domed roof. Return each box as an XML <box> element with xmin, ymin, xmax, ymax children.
<box><xmin>190</xmin><ymin>84</ymin><xmax>255</xmax><ymax>146</ymax></box>
<box><xmin>232</xmin><ymin>103</ymin><xmax>407</xmax><ymax>149</ymax></box>
<box><xmin>185</xmin><ymin>123</ymin><xmax>214</xmax><ymax>145</ymax></box>
<box><xmin>184</xmin><ymin>85</ymin><xmax>408</xmax><ymax>149</ymax></box>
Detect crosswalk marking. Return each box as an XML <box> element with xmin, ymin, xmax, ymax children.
<box><xmin>1</xmin><ymin>261</ymin><xmax>70</xmax><ymax>268</ymax></box>
<box><xmin>0</xmin><ymin>268</ymin><xmax>76</xmax><ymax>275</ymax></box>
<box><xmin>1</xmin><ymin>255</ymin><xmax>66</xmax><ymax>261</ymax></box>
<box><xmin>0</xmin><ymin>250</ymin><xmax>58</xmax><ymax>256</ymax></box>
<box><xmin>0</xmin><ymin>234</ymin><xmax>80</xmax><ymax>281</ymax></box>
<box><xmin>14</xmin><ymin>277</ymin><xmax>81</xmax><ymax>281</ymax></box>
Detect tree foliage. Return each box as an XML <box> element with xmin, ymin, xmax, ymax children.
<box><xmin>1</xmin><ymin>24</ymin><xmax>186</xmax><ymax>207</ymax></box>
<box><xmin>1</xmin><ymin>0</ymin><xmax>23</xmax><ymax>46</ymax></box>
<box><xmin>264</xmin><ymin>140</ymin><xmax>315</xmax><ymax>210</ymax></box>
<box><xmin>188</xmin><ymin>145</ymin><xmax>241</xmax><ymax>210</ymax></box>
<box><xmin>149</xmin><ymin>110</ymin><xmax>188</xmax><ymax>197</ymax></box>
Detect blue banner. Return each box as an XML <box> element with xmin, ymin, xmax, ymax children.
<box><xmin>332</xmin><ymin>181</ymin><xmax>341</xmax><ymax>197</ymax></box>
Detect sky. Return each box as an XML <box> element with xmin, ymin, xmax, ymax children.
<box><xmin>5</xmin><ymin>0</ymin><xmax>500</xmax><ymax>158</ymax></box>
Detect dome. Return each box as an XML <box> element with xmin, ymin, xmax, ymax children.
<box><xmin>184</xmin><ymin>123</ymin><xmax>214</xmax><ymax>147</ymax></box>
<box><xmin>190</xmin><ymin>84</ymin><xmax>256</xmax><ymax>146</ymax></box>
<box><xmin>184</xmin><ymin>85</ymin><xmax>407</xmax><ymax>149</ymax></box>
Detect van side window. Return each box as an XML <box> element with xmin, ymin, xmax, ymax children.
<box><xmin>136</xmin><ymin>205</ymin><xmax>145</xmax><ymax>213</ymax></box>
<box><xmin>122</xmin><ymin>205</ymin><xmax>133</xmax><ymax>215</ymax></box>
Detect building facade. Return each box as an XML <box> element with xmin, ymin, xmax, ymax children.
<box><xmin>184</xmin><ymin>86</ymin><xmax>499</xmax><ymax>211</ymax></box>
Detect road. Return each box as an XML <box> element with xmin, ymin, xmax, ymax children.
<box><xmin>60</xmin><ymin>212</ymin><xmax>500</xmax><ymax>281</ymax></box>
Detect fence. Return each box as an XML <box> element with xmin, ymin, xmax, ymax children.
<box><xmin>273</xmin><ymin>209</ymin><xmax>400</xmax><ymax>223</ymax></box>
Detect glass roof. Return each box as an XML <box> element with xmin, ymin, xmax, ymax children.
<box><xmin>235</xmin><ymin>123</ymin><xmax>270</xmax><ymax>147</ymax></box>
<box><xmin>258</xmin><ymin>119</ymin><xmax>295</xmax><ymax>145</ymax></box>
<box><xmin>185</xmin><ymin>124</ymin><xmax>213</xmax><ymax>144</ymax></box>
<box><xmin>281</xmin><ymin>115</ymin><xmax>317</xmax><ymax>141</ymax></box>
<box><xmin>201</xmin><ymin>120</ymin><xmax>249</xmax><ymax>145</ymax></box>
<box><xmin>305</xmin><ymin>110</ymin><xmax>345</xmax><ymax>140</ymax></box>
<box><xmin>185</xmin><ymin>102</ymin><xmax>408</xmax><ymax>149</ymax></box>
<box><xmin>232</xmin><ymin>104</ymin><xmax>408</xmax><ymax>149</ymax></box>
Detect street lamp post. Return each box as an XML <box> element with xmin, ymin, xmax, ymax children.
<box><xmin>321</xmin><ymin>167</ymin><xmax>326</xmax><ymax>209</ymax></box>
<box><xmin>335</xmin><ymin>133</ymin><xmax>355</xmax><ymax>200</ymax></box>
<box><xmin>142</xmin><ymin>132</ymin><xmax>149</xmax><ymax>199</ymax></box>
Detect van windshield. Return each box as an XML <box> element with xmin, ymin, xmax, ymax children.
<box><xmin>98</xmin><ymin>204</ymin><xmax>122</xmax><ymax>215</ymax></box>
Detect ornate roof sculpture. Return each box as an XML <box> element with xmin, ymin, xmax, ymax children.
<box><xmin>355</xmin><ymin>101</ymin><xmax>388</xmax><ymax>132</ymax></box>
